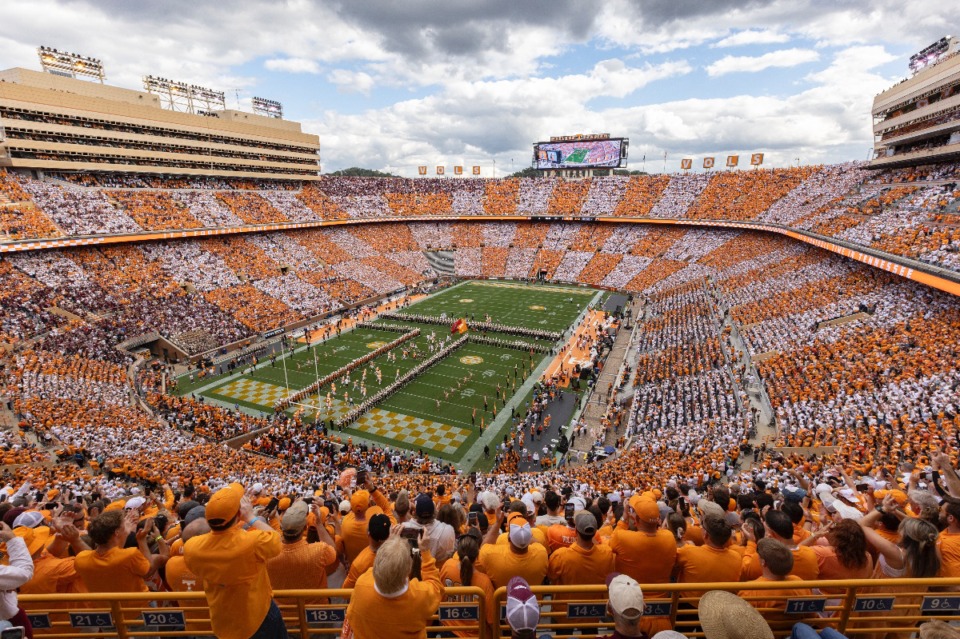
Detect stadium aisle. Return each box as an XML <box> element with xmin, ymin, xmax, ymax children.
<box><xmin>541</xmin><ymin>309</ymin><xmax>608</xmax><ymax>387</ymax></box>
<box><xmin>516</xmin><ymin>389</ymin><xmax>577</xmax><ymax>472</ymax></box>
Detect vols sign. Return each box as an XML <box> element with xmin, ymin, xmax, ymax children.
<box><xmin>680</xmin><ymin>159</ymin><xmax>693</xmax><ymax>170</ymax></box>
<box><xmin>454</xmin><ymin>166</ymin><xmax>463</xmax><ymax>175</ymax></box>
<box><xmin>418</xmin><ymin>166</ymin><xmax>427</xmax><ymax>176</ymax></box>
<box><xmin>750</xmin><ymin>153</ymin><xmax>764</xmax><ymax>166</ymax></box>
<box><xmin>726</xmin><ymin>155</ymin><xmax>739</xmax><ymax>167</ymax></box>
<box><xmin>472</xmin><ymin>166</ymin><xmax>481</xmax><ymax>175</ymax></box>
<box><xmin>436</xmin><ymin>166</ymin><xmax>445</xmax><ymax>175</ymax></box>
<box><xmin>703</xmin><ymin>157</ymin><xmax>715</xmax><ymax>169</ymax></box>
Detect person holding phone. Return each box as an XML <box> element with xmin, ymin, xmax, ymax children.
<box><xmin>74</xmin><ymin>509</ymin><xmax>168</xmax><ymax>630</ymax></box>
<box><xmin>184</xmin><ymin>483</ymin><xmax>286</xmax><ymax>639</ymax></box>
<box><xmin>343</xmin><ymin>514</ymin><xmax>392</xmax><ymax>589</ymax></box>
<box><xmin>344</xmin><ymin>529</ymin><xmax>443</xmax><ymax>639</ymax></box>
<box><xmin>438</xmin><ymin>530</ymin><xmax>497</xmax><ymax>637</ymax></box>
<box><xmin>0</xmin><ymin>522</ymin><xmax>34</xmax><ymax>638</ymax></box>
<box><xmin>266</xmin><ymin>500</ymin><xmax>340</xmax><ymax>606</ymax></box>
<box><xmin>401</xmin><ymin>494</ymin><xmax>456</xmax><ymax>567</ymax></box>
<box><xmin>341</xmin><ymin>474</ymin><xmax>394</xmax><ymax>565</ymax></box>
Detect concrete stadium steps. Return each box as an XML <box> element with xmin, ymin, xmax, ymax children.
<box><xmin>423</xmin><ymin>250</ymin><xmax>455</xmax><ymax>276</ymax></box>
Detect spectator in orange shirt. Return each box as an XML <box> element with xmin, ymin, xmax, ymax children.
<box><xmin>738</xmin><ymin>538</ymin><xmax>814</xmax><ymax>622</ymax></box>
<box><xmin>548</xmin><ymin>511</ymin><xmax>615</xmax><ymax>623</ymax></box>
<box><xmin>439</xmin><ymin>530</ymin><xmax>497</xmax><ymax>637</ymax></box>
<box><xmin>937</xmin><ymin>501</ymin><xmax>960</xmax><ymax>579</ymax></box>
<box><xmin>478</xmin><ymin>511</ymin><xmax>548</xmax><ymax>589</ymax></box>
<box><xmin>675</xmin><ymin>515</ymin><xmax>742</xmax><ymax>602</ymax></box>
<box><xmin>800</xmin><ymin>520</ymin><xmax>873</xmax><ymax>584</ymax></box>
<box><xmin>266</xmin><ymin>500</ymin><xmax>340</xmax><ymax>606</ymax></box>
<box><xmin>344</xmin><ymin>532</ymin><xmax>444</xmax><ymax>638</ymax></box>
<box><xmin>75</xmin><ymin>509</ymin><xmax>166</xmax><ymax>596</ymax></box>
<box><xmin>341</xmin><ymin>481</ymin><xmax>394</xmax><ymax>565</ymax></box>
<box><xmin>343</xmin><ymin>513</ymin><xmax>391</xmax><ymax>589</ymax></box>
<box><xmin>610</xmin><ymin>495</ymin><xmax>677</xmax><ymax>590</ymax></box>
<box><xmin>183</xmin><ymin>483</ymin><xmax>285</xmax><ymax>639</ymax></box>
<box><xmin>18</xmin><ymin>511</ymin><xmax>89</xmax><ymax>600</ymax></box>
<box><xmin>164</xmin><ymin>518</ymin><xmax>212</xmax><ymax>636</ymax></box>
<box><xmin>742</xmin><ymin>510</ymin><xmax>818</xmax><ymax>581</ymax></box>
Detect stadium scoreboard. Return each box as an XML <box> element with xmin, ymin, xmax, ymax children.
<box><xmin>533</xmin><ymin>133</ymin><xmax>629</xmax><ymax>171</ymax></box>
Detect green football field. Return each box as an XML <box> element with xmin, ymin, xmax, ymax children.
<box><xmin>564</xmin><ymin>148</ymin><xmax>590</xmax><ymax>164</ymax></box>
<box><xmin>405</xmin><ymin>280</ymin><xmax>594</xmax><ymax>334</ymax></box>
<box><xmin>178</xmin><ymin>280</ymin><xmax>601</xmax><ymax>468</ymax></box>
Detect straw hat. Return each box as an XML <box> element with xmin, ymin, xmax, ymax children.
<box><xmin>698</xmin><ymin>591</ymin><xmax>773</xmax><ymax>639</ymax></box>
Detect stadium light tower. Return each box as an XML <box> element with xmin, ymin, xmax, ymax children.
<box><xmin>142</xmin><ymin>75</ymin><xmax>226</xmax><ymax>114</ymax></box>
<box><xmin>37</xmin><ymin>46</ymin><xmax>105</xmax><ymax>83</ymax></box>
<box><xmin>252</xmin><ymin>97</ymin><xmax>284</xmax><ymax>119</ymax></box>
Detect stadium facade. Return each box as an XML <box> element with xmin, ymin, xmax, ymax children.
<box><xmin>0</xmin><ymin>67</ymin><xmax>320</xmax><ymax>181</ymax></box>
<box><xmin>871</xmin><ymin>36</ymin><xmax>960</xmax><ymax>168</ymax></box>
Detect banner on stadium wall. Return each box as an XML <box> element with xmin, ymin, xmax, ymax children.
<box><xmin>703</xmin><ymin>157</ymin><xmax>715</xmax><ymax>169</ymax></box>
<box><xmin>472</xmin><ymin>166</ymin><xmax>481</xmax><ymax>175</ymax></box>
<box><xmin>726</xmin><ymin>155</ymin><xmax>739</xmax><ymax>167</ymax></box>
<box><xmin>418</xmin><ymin>166</ymin><xmax>427</xmax><ymax>175</ymax></box>
<box><xmin>750</xmin><ymin>153</ymin><xmax>764</xmax><ymax>166</ymax></box>
<box><xmin>454</xmin><ymin>166</ymin><xmax>463</xmax><ymax>175</ymax></box>
<box><xmin>680</xmin><ymin>159</ymin><xmax>692</xmax><ymax>170</ymax></box>
<box><xmin>436</xmin><ymin>166</ymin><xmax>445</xmax><ymax>175</ymax></box>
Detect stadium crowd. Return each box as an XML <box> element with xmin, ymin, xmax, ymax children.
<box><xmin>0</xmin><ymin>168</ymin><xmax>959</xmax><ymax>636</ymax></box>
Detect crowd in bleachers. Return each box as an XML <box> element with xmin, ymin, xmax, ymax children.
<box><xmin>0</xmin><ymin>206</ymin><xmax>958</xmax><ymax>638</ymax></box>
<box><xmin>17</xmin><ymin>175</ymin><xmax>143</xmax><ymax>235</ymax></box>
<box><xmin>214</xmin><ymin>192</ymin><xmax>290</xmax><ymax>225</ymax></box>
<box><xmin>4</xmin><ymin>163</ymin><xmax>960</xmax><ymax>281</ymax></box>
<box><xmin>107</xmin><ymin>191</ymin><xmax>203</xmax><ymax>230</ymax></box>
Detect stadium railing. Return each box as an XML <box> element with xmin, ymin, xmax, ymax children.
<box><xmin>18</xmin><ymin>578</ymin><xmax>960</xmax><ymax>638</ymax></box>
<box><xmin>18</xmin><ymin>586</ymin><xmax>487</xmax><ymax>638</ymax></box>
<box><xmin>491</xmin><ymin>578</ymin><xmax>960</xmax><ymax>638</ymax></box>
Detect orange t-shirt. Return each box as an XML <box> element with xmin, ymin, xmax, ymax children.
<box><xmin>75</xmin><ymin>546</ymin><xmax>151</xmax><ymax>620</ymax></box>
<box><xmin>938</xmin><ymin>531</ymin><xmax>960</xmax><ymax>578</ymax></box>
<box><xmin>738</xmin><ymin>575</ymin><xmax>815</xmax><ymax>622</ymax></box>
<box><xmin>266</xmin><ymin>539</ymin><xmax>338</xmax><ymax>605</ymax></box>
<box><xmin>344</xmin><ymin>545</ymin><xmax>376</xmax><ymax>589</ymax></box>
<box><xmin>477</xmin><ymin>542</ymin><xmax>548</xmax><ymax>589</ymax></box>
<box><xmin>544</xmin><ymin>524</ymin><xmax>578</xmax><ymax>554</ymax></box>
<box><xmin>184</xmin><ymin>525</ymin><xmax>281</xmax><ymax>639</ymax></box>
<box><xmin>20</xmin><ymin>552</ymin><xmax>87</xmax><ymax>600</ymax></box>
<box><xmin>609</xmin><ymin>528</ymin><xmax>678</xmax><ymax>597</ymax></box>
<box><xmin>75</xmin><ymin>546</ymin><xmax>150</xmax><ymax>594</ymax></box>
<box><xmin>676</xmin><ymin>544</ymin><xmax>742</xmax><ymax>600</ymax></box>
<box><xmin>165</xmin><ymin>555</ymin><xmax>211</xmax><ymax>633</ymax></box>
<box><xmin>741</xmin><ymin>542</ymin><xmax>820</xmax><ymax>581</ymax></box>
<box><xmin>439</xmin><ymin>558</ymin><xmax>497</xmax><ymax>636</ymax></box>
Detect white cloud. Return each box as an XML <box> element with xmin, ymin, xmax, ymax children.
<box><xmin>304</xmin><ymin>58</ymin><xmax>692</xmax><ymax>174</ymax></box>
<box><xmin>264</xmin><ymin>58</ymin><xmax>321</xmax><ymax>74</ymax></box>
<box><xmin>304</xmin><ymin>44</ymin><xmax>899</xmax><ymax>175</ymax></box>
<box><xmin>706</xmin><ymin>48</ymin><xmax>820</xmax><ymax>76</ymax></box>
<box><xmin>0</xmin><ymin>0</ymin><xmax>949</xmax><ymax>174</ymax></box>
<box><xmin>713</xmin><ymin>29</ymin><xmax>790</xmax><ymax>48</ymax></box>
<box><xmin>327</xmin><ymin>69</ymin><xmax>376</xmax><ymax>95</ymax></box>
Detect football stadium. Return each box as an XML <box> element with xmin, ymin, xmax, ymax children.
<box><xmin>1</xmin><ymin>8</ymin><xmax>960</xmax><ymax>639</ymax></box>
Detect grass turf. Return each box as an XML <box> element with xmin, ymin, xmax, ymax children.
<box><xmin>403</xmin><ymin>280</ymin><xmax>592</xmax><ymax>334</ymax></box>
<box><xmin>177</xmin><ymin>280</ymin><xmax>598</xmax><ymax>464</ymax></box>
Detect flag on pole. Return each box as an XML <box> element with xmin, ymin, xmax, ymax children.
<box><xmin>450</xmin><ymin>318</ymin><xmax>468</xmax><ymax>334</ymax></box>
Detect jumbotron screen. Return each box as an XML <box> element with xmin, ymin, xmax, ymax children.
<box><xmin>534</xmin><ymin>138</ymin><xmax>627</xmax><ymax>169</ymax></box>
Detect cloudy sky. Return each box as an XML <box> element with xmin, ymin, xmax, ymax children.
<box><xmin>1</xmin><ymin>1</ymin><xmax>953</xmax><ymax>176</ymax></box>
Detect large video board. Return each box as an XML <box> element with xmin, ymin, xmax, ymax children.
<box><xmin>533</xmin><ymin>138</ymin><xmax>627</xmax><ymax>169</ymax></box>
